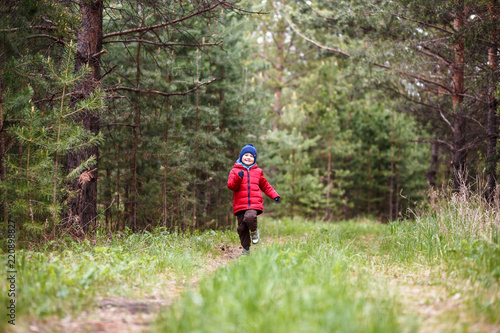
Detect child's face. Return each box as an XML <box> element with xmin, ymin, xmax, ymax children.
<box><xmin>241</xmin><ymin>153</ymin><xmax>255</xmax><ymax>166</ymax></box>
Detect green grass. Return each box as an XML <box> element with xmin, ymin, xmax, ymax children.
<box><xmin>379</xmin><ymin>192</ymin><xmax>500</xmax><ymax>325</ymax></box>
<box><xmin>2</xmin><ymin>192</ymin><xmax>499</xmax><ymax>332</ymax></box>
<box><xmin>0</xmin><ymin>227</ymin><xmax>239</xmax><ymax>322</ymax></box>
<box><xmin>154</xmin><ymin>220</ymin><xmax>413</xmax><ymax>333</ymax></box>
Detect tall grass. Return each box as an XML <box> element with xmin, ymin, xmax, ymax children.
<box><xmin>154</xmin><ymin>221</ymin><xmax>412</xmax><ymax>333</ymax></box>
<box><xmin>381</xmin><ymin>189</ymin><xmax>500</xmax><ymax>323</ymax></box>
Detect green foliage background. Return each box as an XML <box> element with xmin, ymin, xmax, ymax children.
<box><xmin>2</xmin><ymin>0</ymin><xmax>498</xmax><ymax>240</ymax></box>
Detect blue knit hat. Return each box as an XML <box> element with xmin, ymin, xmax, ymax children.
<box><xmin>239</xmin><ymin>143</ymin><xmax>257</xmax><ymax>162</ymax></box>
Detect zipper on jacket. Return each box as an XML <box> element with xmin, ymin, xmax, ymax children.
<box><xmin>247</xmin><ymin>168</ymin><xmax>251</xmax><ymax>209</ymax></box>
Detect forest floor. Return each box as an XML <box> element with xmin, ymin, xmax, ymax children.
<box><xmin>4</xmin><ymin>219</ymin><xmax>499</xmax><ymax>333</ymax></box>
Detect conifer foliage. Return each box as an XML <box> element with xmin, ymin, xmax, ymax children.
<box><xmin>2</xmin><ymin>0</ymin><xmax>496</xmax><ymax>241</ymax></box>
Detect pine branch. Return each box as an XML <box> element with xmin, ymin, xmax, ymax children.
<box><xmin>27</xmin><ymin>34</ymin><xmax>66</xmax><ymax>45</ymax></box>
<box><xmin>103</xmin><ymin>2</ymin><xmax>222</xmax><ymax>39</ymax></box>
<box><xmin>218</xmin><ymin>1</ymin><xmax>268</xmax><ymax>14</ymax></box>
<box><xmin>394</xmin><ymin>15</ymin><xmax>453</xmax><ymax>35</ymax></box>
<box><xmin>416</xmin><ymin>46</ymin><xmax>452</xmax><ymax>65</ymax></box>
<box><xmin>301</xmin><ymin>0</ymin><xmax>377</xmax><ymax>33</ymax></box>
<box><xmin>105</xmin><ymin>78</ymin><xmax>216</xmax><ymax>97</ymax></box>
<box><xmin>373</xmin><ymin>63</ymin><xmax>453</xmax><ymax>94</ymax></box>
<box><xmin>0</xmin><ymin>25</ymin><xmax>57</xmax><ymax>32</ymax></box>
<box><xmin>410</xmin><ymin>139</ymin><xmax>453</xmax><ymax>150</ymax></box>
<box><xmin>103</xmin><ymin>39</ymin><xmax>222</xmax><ymax>47</ymax></box>
<box><xmin>100</xmin><ymin>65</ymin><xmax>117</xmax><ymax>80</ymax></box>
<box><xmin>283</xmin><ymin>15</ymin><xmax>351</xmax><ymax>58</ymax></box>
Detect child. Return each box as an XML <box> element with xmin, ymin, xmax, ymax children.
<box><xmin>227</xmin><ymin>143</ymin><xmax>280</xmax><ymax>254</ymax></box>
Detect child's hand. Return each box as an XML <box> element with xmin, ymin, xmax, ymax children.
<box><xmin>238</xmin><ymin>171</ymin><xmax>244</xmax><ymax>178</ymax></box>
<box><xmin>274</xmin><ymin>196</ymin><xmax>280</xmax><ymax>202</ymax></box>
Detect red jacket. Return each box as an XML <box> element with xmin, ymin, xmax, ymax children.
<box><xmin>227</xmin><ymin>162</ymin><xmax>279</xmax><ymax>215</ymax></box>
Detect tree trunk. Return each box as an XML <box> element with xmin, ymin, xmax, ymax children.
<box><xmin>486</xmin><ymin>1</ymin><xmax>498</xmax><ymax>202</ymax></box>
<box><xmin>427</xmin><ymin>140</ymin><xmax>439</xmax><ymax>188</ymax></box>
<box><xmin>324</xmin><ymin>135</ymin><xmax>332</xmax><ymax>221</ymax></box>
<box><xmin>272</xmin><ymin>28</ymin><xmax>285</xmax><ymax>131</ymax></box>
<box><xmin>389</xmin><ymin>112</ymin><xmax>395</xmax><ymax>220</ymax></box>
<box><xmin>115</xmin><ymin>141</ymin><xmax>121</xmax><ymax>231</ymax></box>
<box><xmin>0</xmin><ymin>89</ymin><xmax>7</xmax><ymax>223</ymax></box>
<box><xmin>343</xmin><ymin>110</ymin><xmax>352</xmax><ymax>220</ymax></box>
<box><xmin>452</xmin><ymin>3</ymin><xmax>466</xmax><ymax>192</ymax></box>
<box><xmin>291</xmin><ymin>150</ymin><xmax>295</xmax><ymax>219</ymax></box>
<box><xmin>65</xmin><ymin>0</ymin><xmax>103</xmax><ymax>232</ymax></box>
<box><xmin>162</xmin><ymin>106</ymin><xmax>169</xmax><ymax>227</ymax></box>
<box><xmin>131</xmin><ymin>42</ymin><xmax>142</xmax><ymax>232</ymax></box>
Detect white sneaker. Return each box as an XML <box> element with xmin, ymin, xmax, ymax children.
<box><xmin>251</xmin><ymin>229</ymin><xmax>260</xmax><ymax>244</ymax></box>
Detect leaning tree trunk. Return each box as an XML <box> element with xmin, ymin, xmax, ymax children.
<box><xmin>452</xmin><ymin>3</ymin><xmax>466</xmax><ymax>192</ymax></box>
<box><xmin>65</xmin><ymin>0</ymin><xmax>103</xmax><ymax>232</ymax></box>
<box><xmin>486</xmin><ymin>0</ymin><xmax>498</xmax><ymax>202</ymax></box>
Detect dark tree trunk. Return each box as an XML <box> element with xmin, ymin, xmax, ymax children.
<box><xmin>65</xmin><ymin>0</ymin><xmax>103</xmax><ymax>232</ymax></box>
<box><xmin>486</xmin><ymin>1</ymin><xmax>498</xmax><ymax>202</ymax></box>
<box><xmin>452</xmin><ymin>5</ymin><xmax>466</xmax><ymax>192</ymax></box>
<box><xmin>131</xmin><ymin>42</ymin><xmax>142</xmax><ymax>232</ymax></box>
<box><xmin>486</xmin><ymin>91</ymin><xmax>498</xmax><ymax>201</ymax></box>
<box><xmin>324</xmin><ymin>135</ymin><xmax>332</xmax><ymax>221</ymax></box>
<box><xmin>389</xmin><ymin>112</ymin><xmax>395</xmax><ymax>220</ymax></box>
<box><xmin>0</xmin><ymin>89</ymin><xmax>7</xmax><ymax>223</ymax></box>
<box><xmin>272</xmin><ymin>25</ymin><xmax>285</xmax><ymax>132</ymax></box>
<box><xmin>115</xmin><ymin>141</ymin><xmax>121</xmax><ymax>231</ymax></box>
<box><xmin>162</xmin><ymin>106</ymin><xmax>169</xmax><ymax>228</ymax></box>
<box><xmin>452</xmin><ymin>114</ymin><xmax>467</xmax><ymax>190</ymax></box>
<box><xmin>427</xmin><ymin>141</ymin><xmax>439</xmax><ymax>188</ymax></box>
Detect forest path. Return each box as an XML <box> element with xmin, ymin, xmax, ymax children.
<box><xmin>21</xmin><ymin>234</ymin><xmax>493</xmax><ymax>333</ymax></box>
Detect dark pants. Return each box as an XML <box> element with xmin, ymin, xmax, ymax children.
<box><xmin>236</xmin><ymin>209</ymin><xmax>258</xmax><ymax>249</ymax></box>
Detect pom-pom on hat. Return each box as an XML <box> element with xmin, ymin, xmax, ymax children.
<box><xmin>239</xmin><ymin>143</ymin><xmax>257</xmax><ymax>162</ymax></box>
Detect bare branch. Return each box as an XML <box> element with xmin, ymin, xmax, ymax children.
<box><xmin>27</xmin><ymin>34</ymin><xmax>66</xmax><ymax>45</ymax></box>
<box><xmin>373</xmin><ymin>63</ymin><xmax>453</xmax><ymax>94</ymax></box>
<box><xmin>103</xmin><ymin>39</ymin><xmax>222</xmax><ymax>47</ymax></box>
<box><xmin>105</xmin><ymin>78</ymin><xmax>216</xmax><ymax>97</ymax></box>
<box><xmin>439</xmin><ymin>110</ymin><xmax>455</xmax><ymax>134</ymax></box>
<box><xmin>395</xmin><ymin>15</ymin><xmax>453</xmax><ymax>35</ymax></box>
<box><xmin>92</xmin><ymin>49</ymin><xmax>108</xmax><ymax>58</ymax></box>
<box><xmin>219</xmin><ymin>0</ymin><xmax>268</xmax><ymax>14</ymax></box>
<box><xmin>0</xmin><ymin>25</ymin><xmax>57</xmax><ymax>33</ymax></box>
<box><xmin>105</xmin><ymin>123</ymin><xmax>138</xmax><ymax>128</ymax></box>
<box><xmin>457</xmin><ymin>136</ymin><xmax>483</xmax><ymax>152</ymax></box>
<box><xmin>283</xmin><ymin>15</ymin><xmax>350</xmax><ymax>58</ymax></box>
<box><xmin>100</xmin><ymin>65</ymin><xmax>117</xmax><ymax>80</ymax></box>
<box><xmin>416</xmin><ymin>46</ymin><xmax>452</xmax><ymax>65</ymax></box>
<box><xmin>410</xmin><ymin>139</ymin><xmax>453</xmax><ymax>150</ymax></box>
<box><xmin>103</xmin><ymin>2</ymin><xmax>222</xmax><ymax>39</ymax></box>
<box><xmin>302</xmin><ymin>0</ymin><xmax>377</xmax><ymax>33</ymax></box>
<box><xmin>283</xmin><ymin>70</ymin><xmax>313</xmax><ymax>85</ymax></box>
